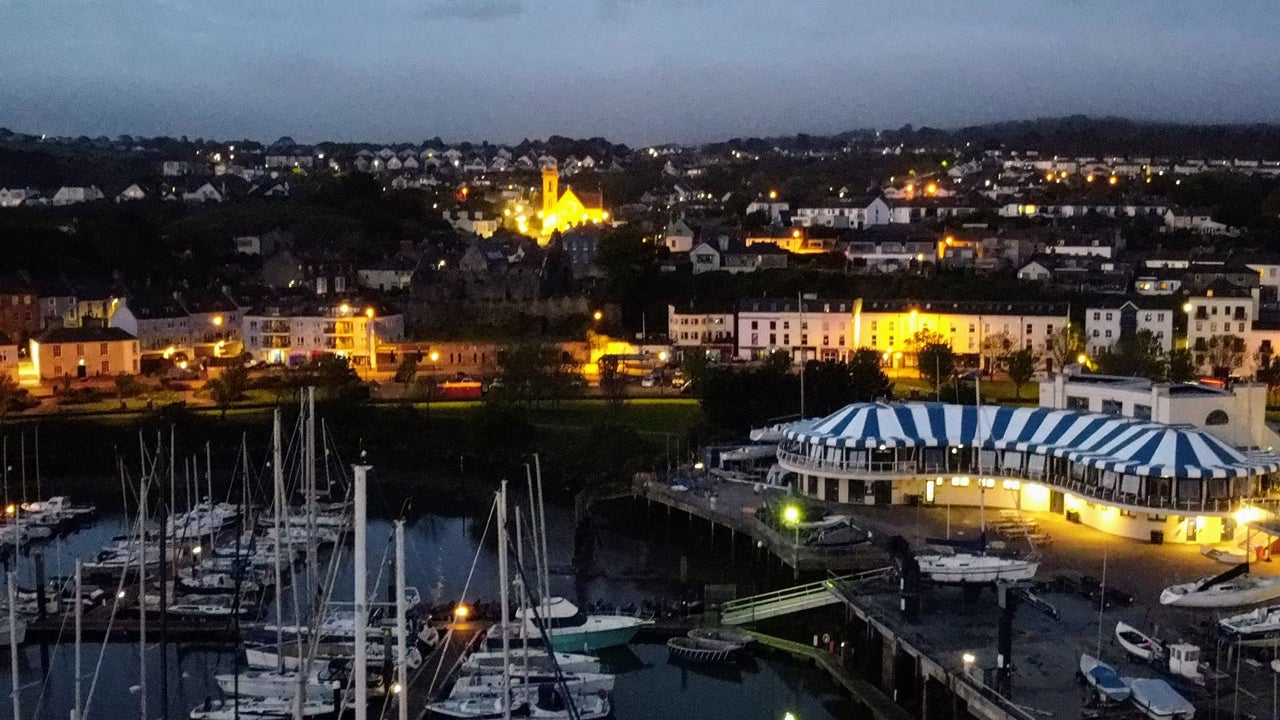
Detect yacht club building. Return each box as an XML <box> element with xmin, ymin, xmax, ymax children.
<box><xmin>776</xmin><ymin>380</ymin><xmax>1280</xmax><ymax>545</ymax></box>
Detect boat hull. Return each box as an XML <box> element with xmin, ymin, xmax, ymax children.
<box><xmin>546</xmin><ymin>623</ymin><xmax>644</xmax><ymax>652</ymax></box>
<box><xmin>1161</xmin><ymin>578</ymin><xmax>1280</xmax><ymax>608</ymax></box>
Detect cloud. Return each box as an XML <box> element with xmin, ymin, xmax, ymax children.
<box><xmin>419</xmin><ymin>0</ymin><xmax>523</xmax><ymax>20</ymax></box>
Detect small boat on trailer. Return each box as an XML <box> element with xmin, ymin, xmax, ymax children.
<box><xmin>1080</xmin><ymin>654</ymin><xmax>1131</xmax><ymax>703</ymax></box>
<box><xmin>1116</xmin><ymin>621</ymin><xmax>1165</xmax><ymax>662</ymax></box>
<box><xmin>667</xmin><ymin>635</ymin><xmax>743</xmax><ymax>663</ymax></box>
<box><xmin>1160</xmin><ymin>562</ymin><xmax>1280</xmax><ymax>608</ymax></box>
<box><xmin>1125</xmin><ymin>677</ymin><xmax>1195</xmax><ymax>720</ymax></box>
<box><xmin>1218</xmin><ymin>604</ymin><xmax>1280</xmax><ymax>646</ymax></box>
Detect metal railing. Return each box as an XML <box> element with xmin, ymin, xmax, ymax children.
<box><xmin>777</xmin><ymin>450</ymin><xmax>916</xmax><ymax>477</ymax></box>
<box><xmin>720</xmin><ymin>567</ymin><xmax>894</xmax><ymax>625</ymax></box>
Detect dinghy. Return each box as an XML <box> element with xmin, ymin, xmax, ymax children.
<box><xmin>460</xmin><ymin>650</ymin><xmax>601</xmax><ymax>676</ymax></box>
<box><xmin>1125</xmin><ymin>677</ymin><xmax>1195</xmax><ymax>720</ymax></box>
<box><xmin>1115</xmin><ymin>621</ymin><xmax>1165</xmax><ymax>662</ymax></box>
<box><xmin>687</xmin><ymin>627</ymin><xmax>755</xmax><ymax>647</ymax></box>
<box><xmin>666</xmin><ymin>636</ymin><xmax>743</xmax><ymax>663</ymax></box>
<box><xmin>1079</xmin><ymin>654</ymin><xmax>1131</xmax><ymax>703</ymax></box>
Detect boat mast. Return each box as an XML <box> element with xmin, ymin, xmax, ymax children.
<box><xmin>137</xmin><ymin>443</ymin><xmax>148</xmax><ymax>720</ymax></box>
<box><xmin>394</xmin><ymin>519</ymin><xmax>408</xmax><ymax>720</ymax></box>
<box><xmin>515</xmin><ymin>507</ymin><xmax>529</xmax><ymax>675</ymax></box>
<box><xmin>8</xmin><ymin>570</ymin><xmax>19</xmax><ymax>720</ymax></box>
<box><xmin>353</xmin><ymin>462</ymin><xmax>371</xmax><ymax>720</ymax></box>
<box><xmin>205</xmin><ymin>442</ymin><xmax>214</xmax><ymax>561</ymax></box>
<box><xmin>306</xmin><ymin>388</ymin><xmax>318</xmax><ymax>616</ymax></box>
<box><xmin>975</xmin><ymin>371</ymin><xmax>985</xmax><ymax>536</ymax></box>
<box><xmin>534</xmin><ymin>455</ymin><xmax>550</xmax><ymax>616</ymax></box>
<box><xmin>73</xmin><ymin>559</ymin><xmax>82</xmax><ymax>720</ymax></box>
<box><xmin>497</xmin><ymin>480</ymin><xmax>511</xmax><ymax>720</ymax></box>
<box><xmin>272</xmin><ymin>409</ymin><xmax>285</xmax><ymax>674</ymax></box>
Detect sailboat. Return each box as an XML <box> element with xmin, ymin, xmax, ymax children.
<box><xmin>915</xmin><ymin>379</ymin><xmax>1039</xmax><ymax>584</ymax></box>
<box><xmin>1160</xmin><ymin>562</ymin><xmax>1280</xmax><ymax>608</ymax></box>
<box><xmin>1079</xmin><ymin>654</ymin><xmax>1131</xmax><ymax>703</ymax></box>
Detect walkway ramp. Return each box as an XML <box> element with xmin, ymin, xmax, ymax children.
<box><xmin>720</xmin><ymin>566</ymin><xmax>894</xmax><ymax>625</ymax></box>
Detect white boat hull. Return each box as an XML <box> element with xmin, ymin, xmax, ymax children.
<box><xmin>1161</xmin><ymin>576</ymin><xmax>1280</xmax><ymax>608</ymax></box>
<box><xmin>916</xmin><ymin>553</ymin><xmax>1039</xmax><ymax>584</ymax></box>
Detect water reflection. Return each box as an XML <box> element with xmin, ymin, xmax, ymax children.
<box><xmin>1</xmin><ymin>499</ymin><xmax>855</xmax><ymax>720</ymax></box>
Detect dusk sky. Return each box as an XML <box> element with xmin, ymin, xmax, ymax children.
<box><xmin>2</xmin><ymin>0</ymin><xmax>1278</xmax><ymax>145</ymax></box>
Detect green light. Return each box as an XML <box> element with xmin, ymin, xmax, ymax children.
<box><xmin>784</xmin><ymin>713</ymin><xmax>797</xmax><ymax>720</ymax></box>
<box><xmin>783</xmin><ymin>506</ymin><xmax>801</xmax><ymax>525</ymax></box>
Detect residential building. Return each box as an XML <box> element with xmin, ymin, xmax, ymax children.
<box><xmin>852</xmin><ymin>298</ymin><xmax>1070</xmax><ymax>371</ymax></box>
<box><xmin>661</xmin><ymin>218</ymin><xmax>696</xmax><ymax>253</ymax></box>
<box><xmin>1084</xmin><ymin>299</ymin><xmax>1174</xmax><ymax>354</ymax></box>
<box><xmin>357</xmin><ymin>259</ymin><xmax>418</xmax><ymax>291</ymax></box>
<box><xmin>690</xmin><ymin>239</ymin><xmax>788</xmax><ymax>274</ymax></box>
<box><xmin>792</xmin><ymin>196</ymin><xmax>891</xmax><ymax>229</ymax></box>
<box><xmin>1185</xmin><ymin>283</ymin><xmax>1257</xmax><ymax>374</ymax></box>
<box><xmin>0</xmin><ymin>332</ymin><xmax>18</xmax><ymax>380</ymax></box>
<box><xmin>736</xmin><ymin>298</ymin><xmax>855</xmax><ymax>364</ymax></box>
<box><xmin>744</xmin><ymin>228</ymin><xmax>838</xmax><ymax>254</ymax></box>
<box><xmin>180</xmin><ymin>290</ymin><xmax>242</xmax><ymax>358</ymax></box>
<box><xmin>241</xmin><ymin>302</ymin><xmax>404</xmax><ymax>367</ymax></box>
<box><xmin>110</xmin><ymin>293</ymin><xmax>192</xmax><ymax>358</ymax></box>
<box><xmin>50</xmin><ymin>186</ymin><xmax>105</xmax><ymax>206</ymax></box>
<box><xmin>1164</xmin><ymin>207</ymin><xmax>1234</xmax><ymax>235</ymax></box>
<box><xmin>0</xmin><ymin>275</ymin><xmax>40</xmax><ymax>341</ymax></box>
<box><xmin>29</xmin><ymin>326</ymin><xmax>139</xmax><ymax>380</ymax></box>
<box><xmin>667</xmin><ymin>304</ymin><xmax>735</xmax><ymax>361</ymax></box>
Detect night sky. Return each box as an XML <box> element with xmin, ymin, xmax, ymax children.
<box><xmin>2</xmin><ymin>0</ymin><xmax>1278</xmax><ymax>144</ymax></box>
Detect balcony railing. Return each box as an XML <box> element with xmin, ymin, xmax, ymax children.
<box><xmin>777</xmin><ymin>450</ymin><xmax>917</xmax><ymax>477</ymax></box>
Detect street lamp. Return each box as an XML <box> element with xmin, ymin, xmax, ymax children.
<box><xmin>593</xmin><ymin>310</ymin><xmax>603</xmax><ymax>322</ymax></box>
<box><xmin>962</xmin><ymin>652</ymin><xmax>976</xmax><ymax>677</ymax></box>
<box><xmin>783</xmin><ymin>505</ymin><xmax>801</xmax><ymax>559</ymax></box>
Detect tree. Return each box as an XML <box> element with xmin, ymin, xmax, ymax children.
<box><xmin>0</xmin><ymin>374</ymin><xmax>23</xmax><ymax>418</ymax></box>
<box><xmin>1094</xmin><ymin>330</ymin><xmax>1167</xmax><ymax>380</ymax></box>
<box><xmin>1044</xmin><ymin>324</ymin><xmax>1085</xmax><ymax>372</ymax></box>
<box><xmin>762</xmin><ymin>349</ymin><xmax>792</xmax><ymax>372</ymax></box>
<box><xmin>393</xmin><ymin>354</ymin><xmax>419</xmax><ymax>384</ymax></box>
<box><xmin>493</xmin><ymin>343</ymin><xmax>575</xmax><ymax>407</ymax></box>
<box><xmin>598</xmin><ymin>357</ymin><xmax>628</xmax><ymax>410</ymax></box>
<box><xmin>114</xmin><ymin>372</ymin><xmax>145</xmax><ymax>400</ymax></box>
<box><xmin>1004</xmin><ymin>348</ymin><xmax>1036</xmax><ymax>400</ymax></box>
<box><xmin>209</xmin><ymin>362</ymin><xmax>249</xmax><ymax>416</ymax></box>
<box><xmin>847</xmin><ymin>349</ymin><xmax>893</xmax><ymax>402</ymax></box>
<box><xmin>1205</xmin><ymin>334</ymin><xmax>1245</xmax><ymax>378</ymax></box>
<box><xmin>980</xmin><ymin>331</ymin><xmax>1013</xmax><ymax>376</ymax></box>
<box><xmin>917</xmin><ymin>342</ymin><xmax>955</xmax><ymax>396</ymax></box>
<box><xmin>1167</xmin><ymin>349</ymin><xmax>1197</xmax><ymax>382</ymax></box>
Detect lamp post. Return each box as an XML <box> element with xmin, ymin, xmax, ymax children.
<box><xmin>784</xmin><ymin>505</ymin><xmax>801</xmax><ymax>579</ymax></box>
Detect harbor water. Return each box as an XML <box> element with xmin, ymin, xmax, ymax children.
<box><xmin>0</xmin><ymin>502</ymin><xmax>861</xmax><ymax>719</ymax></box>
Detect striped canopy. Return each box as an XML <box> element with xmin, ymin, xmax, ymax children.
<box><xmin>784</xmin><ymin>402</ymin><xmax>1280</xmax><ymax>479</ymax></box>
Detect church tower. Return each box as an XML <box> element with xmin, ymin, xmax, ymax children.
<box><xmin>541</xmin><ymin>166</ymin><xmax>558</xmax><ymax>215</ymax></box>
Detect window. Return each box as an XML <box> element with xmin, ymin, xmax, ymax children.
<box><xmin>1093</xmin><ymin>330</ymin><xmax>1100</xmax><ymax>337</ymax></box>
<box><xmin>838</xmin><ymin>336</ymin><xmax>845</xmax><ymax>346</ymax></box>
<box><xmin>101</xmin><ymin>360</ymin><xmax>110</xmax><ymax>374</ymax></box>
<box><xmin>1134</xmin><ymin>404</ymin><xmax>1152</xmax><ymax>420</ymax></box>
<box><xmin>1093</xmin><ymin>312</ymin><xmax>1100</xmax><ymax>320</ymax></box>
<box><xmin>783</xmin><ymin>334</ymin><xmax>790</xmax><ymax>345</ymax></box>
<box><xmin>751</xmin><ymin>321</ymin><xmax>758</xmax><ymax>330</ymax></box>
<box><xmin>751</xmin><ymin>333</ymin><xmax>758</xmax><ymax>345</ymax></box>
<box><xmin>99</xmin><ymin>343</ymin><xmax>108</xmax><ymax>354</ymax></box>
<box><xmin>52</xmin><ymin>346</ymin><xmax>61</xmax><ymax>358</ymax></box>
<box><xmin>1026</xmin><ymin>323</ymin><xmax>1033</xmax><ymax>335</ymax></box>
<box><xmin>1101</xmin><ymin>399</ymin><xmax>1122</xmax><ymax>415</ymax></box>
<box><xmin>769</xmin><ymin>334</ymin><xmax>776</xmax><ymax>345</ymax></box>
<box><xmin>1066</xmin><ymin>396</ymin><xmax>1089</xmax><ymax>410</ymax></box>
<box><xmin>783</xmin><ymin>321</ymin><xmax>790</xmax><ymax>330</ymax></box>
<box><xmin>76</xmin><ymin>343</ymin><xmax>84</xmax><ymax>355</ymax></box>
<box><xmin>1206</xmin><ymin>410</ymin><xmax>1229</xmax><ymax>425</ymax></box>
<box><xmin>769</xmin><ymin>321</ymin><xmax>776</xmax><ymax>330</ymax></box>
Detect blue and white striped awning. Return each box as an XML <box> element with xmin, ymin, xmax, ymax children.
<box><xmin>784</xmin><ymin>402</ymin><xmax>1280</xmax><ymax>479</ymax></box>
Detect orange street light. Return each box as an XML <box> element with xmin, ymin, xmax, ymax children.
<box><xmin>212</xmin><ymin>315</ymin><xmax>224</xmax><ymax>326</ymax></box>
<box><xmin>365</xmin><ymin>307</ymin><xmax>375</xmax><ymax>318</ymax></box>
<box><xmin>454</xmin><ymin>604</ymin><xmax>470</xmax><ymax>620</ymax></box>
<box><xmin>593</xmin><ymin>310</ymin><xmax>603</xmax><ymax>322</ymax></box>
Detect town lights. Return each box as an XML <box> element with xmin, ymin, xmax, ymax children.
<box><xmin>212</xmin><ymin>315</ymin><xmax>223</xmax><ymax>326</ymax></box>
<box><xmin>1182</xmin><ymin>302</ymin><xmax>1193</xmax><ymax>313</ymax></box>
<box><xmin>453</xmin><ymin>604</ymin><xmax>470</xmax><ymax>620</ymax></box>
<box><xmin>962</xmin><ymin>652</ymin><xmax>976</xmax><ymax>673</ymax></box>
<box><xmin>339</xmin><ymin>303</ymin><xmax>351</xmax><ymax>315</ymax></box>
<box><xmin>365</xmin><ymin>307</ymin><xmax>375</xmax><ymax>319</ymax></box>
<box><xmin>429</xmin><ymin>351</ymin><xmax>439</xmax><ymax>363</ymax></box>
<box><xmin>783</xmin><ymin>505</ymin><xmax>800</xmax><ymax>525</ymax></box>
<box><xmin>593</xmin><ymin>310</ymin><xmax>603</xmax><ymax>322</ymax></box>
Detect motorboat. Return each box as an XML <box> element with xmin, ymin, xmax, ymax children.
<box><xmin>915</xmin><ymin>552</ymin><xmax>1038</xmax><ymax>584</ymax></box>
<box><xmin>189</xmin><ymin>696</ymin><xmax>336</xmax><ymax>719</ymax></box>
<box><xmin>448</xmin><ymin>670</ymin><xmax>614</xmax><ymax>699</ymax></box>
<box><xmin>245</xmin><ymin>642</ymin><xmax>422</xmax><ymax>672</ymax></box>
<box><xmin>1116</xmin><ymin>621</ymin><xmax>1165</xmax><ymax>662</ymax></box>
<box><xmin>667</xmin><ymin>636</ymin><xmax>743</xmax><ymax>663</ymax></box>
<box><xmin>1079</xmin><ymin>654</ymin><xmax>1131</xmax><ymax>703</ymax></box>
<box><xmin>460</xmin><ymin>650</ymin><xmax>601</xmax><ymax>676</ymax></box>
<box><xmin>1160</xmin><ymin>563</ymin><xmax>1280</xmax><ymax>608</ymax></box>
<box><xmin>1218</xmin><ymin>604</ymin><xmax>1280</xmax><ymax>646</ymax></box>
<box><xmin>1125</xmin><ymin>677</ymin><xmax>1195</xmax><ymax>720</ymax></box>
<box><xmin>427</xmin><ymin>685</ymin><xmax>610</xmax><ymax>719</ymax></box>
<box><xmin>504</xmin><ymin>597</ymin><xmax>651</xmax><ymax>652</ymax></box>
<box><xmin>215</xmin><ymin>666</ymin><xmax>385</xmax><ymax>702</ymax></box>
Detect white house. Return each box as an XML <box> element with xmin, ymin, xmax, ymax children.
<box><xmin>0</xmin><ymin>188</ymin><xmax>30</xmax><ymax>207</ymax></box>
<box><xmin>663</xmin><ymin>218</ymin><xmax>696</xmax><ymax>253</ymax></box>
<box><xmin>792</xmin><ymin>196</ymin><xmax>891</xmax><ymax>229</ymax></box>
<box><xmin>744</xmin><ymin>199</ymin><xmax>790</xmax><ymax>224</ymax></box>
<box><xmin>1084</xmin><ymin>300</ymin><xmax>1173</xmax><ymax>354</ymax></box>
<box><xmin>1185</xmin><ymin>285</ymin><xmax>1258</xmax><ymax>373</ymax></box>
<box><xmin>667</xmin><ymin>304</ymin><xmax>735</xmax><ymax>360</ymax></box>
<box><xmin>1017</xmin><ymin>260</ymin><xmax>1052</xmax><ymax>282</ymax></box>
<box><xmin>182</xmin><ymin>183</ymin><xmax>223</xmax><ymax>203</ymax></box>
<box><xmin>116</xmin><ymin>184</ymin><xmax>147</xmax><ymax>202</ymax></box>
<box><xmin>736</xmin><ymin>297</ymin><xmax>855</xmax><ymax>364</ymax></box>
<box><xmin>1164</xmin><ymin>208</ymin><xmax>1233</xmax><ymax>235</ymax></box>
<box><xmin>241</xmin><ymin>304</ymin><xmax>404</xmax><ymax>367</ymax></box>
<box><xmin>51</xmin><ymin>186</ymin><xmax>104</xmax><ymax>206</ymax></box>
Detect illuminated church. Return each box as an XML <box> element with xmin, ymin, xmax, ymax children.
<box><xmin>539</xmin><ymin>166</ymin><xmax>607</xmax><ymax>241</ymax></box>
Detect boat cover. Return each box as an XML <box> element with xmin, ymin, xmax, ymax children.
<box><xmin>1127</xmin><ymin>678</ymin><xmax>1195</xmax><ymax>716</ymax></box>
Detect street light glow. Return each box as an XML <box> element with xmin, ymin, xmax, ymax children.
<box><xmin>454</xmin><ymin>604</ymin><xmax>470</xmax><ymax>619</ymax></box>
<box><xmin>783</xmin><ymin>505</ymin><xmax>801</xmax><ymax>525</ymax></box>
<box><xmin>593</xmin><ymin>310</ymin><xmax>603</xmax><ymax>321</ymax></box>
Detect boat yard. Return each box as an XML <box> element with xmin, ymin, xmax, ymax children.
<box><xmin>607</xmin><ymin>472</ymin><xmax>1280</xmax><ymax>719</ymax></box>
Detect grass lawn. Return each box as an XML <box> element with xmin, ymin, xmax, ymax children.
<box><xmin>893</xmin><ymin>376</ymin><xmax>1037</xmax><ymax>405</ymax></box>
<box><xmin>418</xmin><ymin>397</ymin><xmax>701</xmax><ymax>435</ymax></box>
